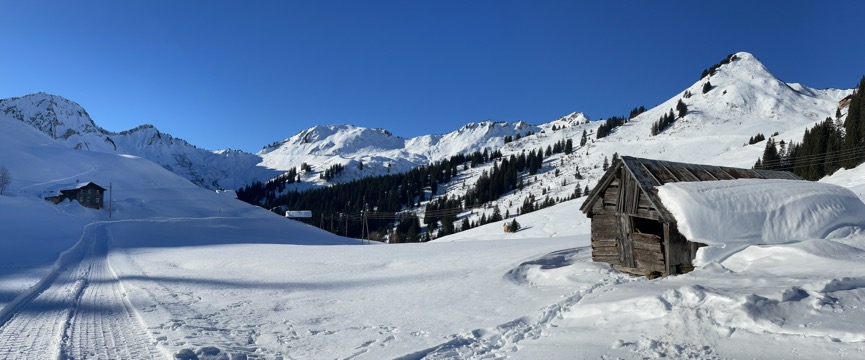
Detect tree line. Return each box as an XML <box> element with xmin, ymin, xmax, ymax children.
<box><xmin>755</xmin><ymin>76</ymin><xmax>865</xmax><ymax>180</ymax></box>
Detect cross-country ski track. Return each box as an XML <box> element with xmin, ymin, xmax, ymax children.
<box><xmin>0</xmin><ymin>222</ymin><xmax>165</xmax><ymax>359</ymax></box>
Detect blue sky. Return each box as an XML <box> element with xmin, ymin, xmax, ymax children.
<box><xmin>2</xmin><ymin>1</ymin><xmax>863</xmax><ymax>153</ymax></box>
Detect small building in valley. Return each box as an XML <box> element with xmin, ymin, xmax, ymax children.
<box><xmin>579</xmin><ymin>156</ymin><xmax>800</xmax><ymax>277</ymax></box>
<box><xmin>43</xmin><ymin>182</ymin><xmax>106</xmax><ymax>209</ymax></box>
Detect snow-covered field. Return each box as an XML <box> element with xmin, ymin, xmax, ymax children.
<box><xmin>2</xmin><ymin>51</ymin><xmax>865</xmax><ymax>358</ymax></box>
<box><xmin>3</xmin><ymin>108</ymin><xmax>865</xmax><ymax>359</ymax></box>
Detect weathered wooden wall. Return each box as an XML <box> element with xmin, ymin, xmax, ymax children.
<box><xmin>591</xmin><ymin>176</ymin><xmax>620</xmax><ymax>265</ymax></box>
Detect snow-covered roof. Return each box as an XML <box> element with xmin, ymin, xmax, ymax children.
<box><xmin>657</xmin><ymin>179</ymin><xmax>865</xmax><ymax>264</ymax></box>
<box><xmin>41</xmin><ymin>181</ymin><xmax>105</xmax><ymax>197</ymax></box>
<box><xmin>580</xmin><ymin>156</ymin><xmax>801</xmax><ymax>222</ymax></box>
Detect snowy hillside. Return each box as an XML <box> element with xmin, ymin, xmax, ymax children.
<box><xmin>3</xmin><ymin>53</ymin><xmax>847</xmax><ymax>201</ymax></box>
<box><xmin>0</xmin><ymin>93</ymin><xmax>281</xmax><ymax>190</ymax></box>
<box><xmin>2</xmin><ymin>50</ymin><xmax>865</xmax><ymax>358</ymax></box>
<box><xmin>3</xmin><ymin>110</ymin><xmax>865</xmax><ymax>358</ymax></box>
<box><xmin>258</xmin><ymin>120</ymin><xmax>540</xmax><ymax>186</ymax></box>
<box><xmin>409</xmin><ymin>52</ymin><xmax>853</xmax><ymax>232</ymax></box>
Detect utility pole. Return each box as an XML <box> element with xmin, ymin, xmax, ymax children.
<box><xmin>109</xmin><ymin>182</ymin><xmax>113</xmax><ymax>218</ymax></box>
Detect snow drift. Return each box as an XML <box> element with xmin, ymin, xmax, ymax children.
<box><xmin>657</xmin><ymin>179</ymin><xmax>865</xmax><ymax>265</ymax></box>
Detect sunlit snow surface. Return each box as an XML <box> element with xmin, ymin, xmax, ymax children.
<box><xmin>2</xmin><ymin>52</ymin><xmax>865</xmax><ymax>358</ymax></box>
<box><xmin>657</xmin><ymin>179</ymin><xmax>865</xmax><ymax>265</ymax></box>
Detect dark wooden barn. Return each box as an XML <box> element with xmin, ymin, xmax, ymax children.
<box><xmin>579</xmin><ymin>156</ymin><xmax>800</xmax><ymax>277</ymax></box>
<box><xmin>44</xmin><ymin>182</ymin><xmax>106</xmax><ymax>209</ymax></box>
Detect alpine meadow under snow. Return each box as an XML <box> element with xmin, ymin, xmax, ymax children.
<box><xmin>1</xmin><ymin>52</ymin><xmax>865</xmax><ymax>359</ymax></box>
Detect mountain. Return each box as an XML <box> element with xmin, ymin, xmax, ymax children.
<box><xmin>0</xmin><ymin>92</ymin><xmax>281</xmax><ymax>190</ymax></box>
<box><xmin>459</xmin><ymin>51</ymin><xmax>851</xmax><ymax>218</ymax></box>
<box><xmin>1</xmin><ymin>52</ymin><xmax>853</xmax><ymax>204</ymax></box>
<box><xmin>257</xmin><ymin>120</ymin><xmax>540</xmax><ymax>186</ymax></box>
<box><xmin>253</xmin><ymin>52</ymin><xmax>854</xmax><ymax>241</ymax></box>
<box><xmin>0</xmin><ymin>93</ymin><xmax>542</xmax><ymax>191</ymax></box>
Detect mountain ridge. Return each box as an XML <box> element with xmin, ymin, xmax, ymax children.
<box><xmin>0</xmin><ymin>52</ymin><xmax>853</xmax><ymax>196</ymax></box>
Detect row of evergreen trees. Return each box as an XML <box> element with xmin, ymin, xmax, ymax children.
<box><xmin>747</xmin><ymin>133</ymin><xmax>766</xmax><ymax>145</ymax></box>
<box><xmin>755</xmin><ymin>76</ymin><xmax>865</xmax><ymax>180</ymax></box>
<box><xmin>503</xmin><ymin>131</ymin><xmax>535</xmax><ymax>144</ymax></box>
<box><xmin>700</xmin><ymin>53</ymin><xmax>738</xmax><ymax>79</ymax></box>
<box><xmin>596</xmin><ymin>106</ymin><xmax>647</xmax><ymax>139</ymax></box>
<box><xmin>651</xmin><ymin>109</ymin><xmax>677</xmax><ymax>136</ymax></box>
<box><xmin>321</xmin><ymin>163</ymin><xmax>345</xmax><ymax>180</ymax></box>
<box><xmin>237</xmin><ymin>149</ymin><xmax>506</xmax><ymax>239</ymax></box>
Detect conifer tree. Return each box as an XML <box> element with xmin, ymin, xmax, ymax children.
<box><xmin>843</xmin><ymin>76</ymin><xmax>865</xmax><ymax>168</ymax></box>
<box><xmin>676</xmin><ymin>99</ymin><xmax>688</xmax><ymax>118</ymax></box>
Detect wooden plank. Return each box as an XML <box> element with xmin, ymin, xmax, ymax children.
<box><xmin>633</xmin><ymin>208</ymin><xmax>660</xmax><ymax>220</ymax></box>
<box><xmin>686</xmin><ymin>166</ymin><xmax>719</xmax><ymax>181</ymax></box>
<box><xmin>638</xmin><ymin>192</ymin><xmax>653</xmax><ymax>208</ymax></box>
<box><xmin>592</xmin><ymin>199</ymin><xmax>604</xmax><ymax>213</ymax></box>
<box><xmin>634</xmin><ymin>241</ymin><xmax>664</xmax><ymax>253</ymax></box>
<box><xmin>720</xmin><ymin>166</ymin><xmax>762</xmax><ymax>179</ymax></box>
<box><xmin>634</xmin><ymin>257</ymin><xmax>665</xmax><ymax>267</ymax></box>
<box><xmin>616</xmin><ymin>169</ymin><xmax>625</xmax><ymax>212</ymax></box>
<box><xmin>603</xmin><ymin>188</ymin><xmax>618</xmax><ymax>205</ymax></box>
<box><xmin>592</xmin><ymin>246</ymin><xmax>619</xmax><ymax>254</ymax></box>
<box><xmin>635</xmin><ymin>259</ymin><xmax>666</xmax><ymax>273</ymax></box>
<box><xmin>632</xmin><ymin>233</ymin><xmax>660</xmax><ymax>244</ymax></box>
<box><xmin>612</xmin><ymin>264</ymin><xmax>665</xmax><ymax>278</ymax></box>
<box><xmin>642</xmin><ymin>160</ymin><xmax>678</xmax><ymax>184</ymax></box>
<box><xmin>704</xmin><ymin>166</ymin><xmax>736</xmax><ymax>180</ymax></box>
<box><xmin>592</xmin><ymin>239</ymin><xmax>618</xmax><ymax>248</ymax></box>
<box><xmin>664</xmin><ymin>223</ymin><xmax>690</xmax><ymax>274</ymax></box>
<box><xmin>592</xmin><ymin>248</ymin><xmax>619</xmax><ymax>257</ymax></box>
<box><xmin>627</xmin><ymin>178</ymin><xmax>640</xmax><ymax>214</ymax></box>
<box><xmin>666</xmin><ymin>166</ymin><xmax>700</xmax><ymax>182</ymax></box>
<box><xmin>634</xmin><ymin>250</ymin><xmax>664</xmax><ymax>263</ymax></box>
<box><xmin>618</xmin><ymin>214</ymin><xmax>635</xmax><ymax>268</ymax></box>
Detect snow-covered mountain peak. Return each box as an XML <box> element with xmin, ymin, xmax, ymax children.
<box><xmin>549</xmin><ymin>112</ymin><xmax>590</xmax><ymax>127</ymax></box>
<box><xmin>0</xmin><ymin>92</ymin><xmax>105</xmax><ymax>147</ymax></box>
<box><xmin>454</xmin><ymin>120</ymin><xmax>534</xmax><ymax>135</ymax></box>
<box><xmin>260</xmin><ymin>124</ymin><xmax>404</xmax><ymax>157</ymax></box>
<box><xmin>0</xmin><ymin>93</ymin><xmax>279</xmax><ymax>190</ymax></box>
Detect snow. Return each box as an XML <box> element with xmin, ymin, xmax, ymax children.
<box><xmin>657</xmin><ymin>179</ymin><xmax>865</xmax><ymax>265</ymax></box>
<box><xmin>2</xmin><ymin>52</ymin><xmax>865</xmax><ymax>358</ymax></box>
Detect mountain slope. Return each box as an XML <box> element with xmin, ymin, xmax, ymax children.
<box><xmin>258</xmin><ymin>120</ymin><xmax>541</xmax><ymax>186</ymax></box>
<box><xmin>0</xmin><ymin>93</ymin><xmax>280</xmax><ymax>190</ymax></box>
<box><xmin>256</xmin><ymin>52</ymin><xmax>853</xmax><ymax>241</ymax></box>
<box><xmin>451</xmin><ymin>52</ymin><xmax>852</xmax><ymax>228</ymax></box>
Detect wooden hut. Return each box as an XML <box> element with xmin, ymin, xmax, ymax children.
<box><xmin>43</xmin><ymin>182</ymin><xmax>106</xmax><ymax>209</ymax></box>
<box><xmin>579</xmin><ymin>156</ymin><xmax>800</xmax><ymax>277</ymax></box>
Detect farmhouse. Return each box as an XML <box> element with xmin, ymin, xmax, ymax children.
<box><xmin>580</xmin><ymin>156</ymin><xmax>800</xmax><ymax>277</ymax></box>
<box><xmin>43</xmin><ymin>182</ymin><xmax>106</xmax><ymax>209</ymax></box>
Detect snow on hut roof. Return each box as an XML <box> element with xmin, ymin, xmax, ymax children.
<box><xmin>41</xmin><ymin>181</ymin><xmax>105</xmax><ymax>197</ymax></box>
<box><xmin>657</xmin><ymin>178</ymin><xmax>865</xmax><ymax>265</ymax></box>
<box><xmin>580</xmin><ymin>156</ymin><xmax>801</xmax><ymax>222</ymax></box>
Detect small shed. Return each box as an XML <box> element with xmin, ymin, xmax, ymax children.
<box><xmin>579</xmin><ymin>156</ymin><xmax>800</xmax><ymax>277</ymax></box>
<box><xmin>44</xmin><ymin>182</ymin><xmax>106</xmax><ymax>209</ymax></box>
<box><xmin>285</xmin><ymin>210</ymin><xmax>313</xmax><ymax>219</ymax></box>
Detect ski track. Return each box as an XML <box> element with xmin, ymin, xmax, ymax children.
<box><xmin>0</xmin><ymin>223</ymin><xmax>164</xmax><ymax>359</ymax></box>
<box><xmin>114</xmin><ymin>219</ymin><xmax>260</xmax><ymax>359</ymax></box>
